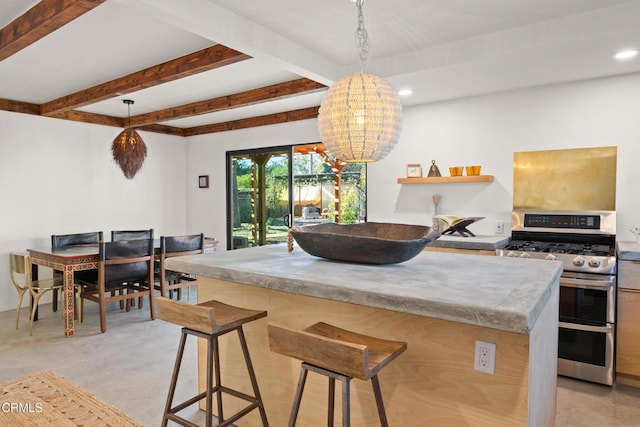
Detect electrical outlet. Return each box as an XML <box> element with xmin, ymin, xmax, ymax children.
<box><xmin>494</xmin><ymin>220</ymin><xmax>504</xmax><ymax>235</ymax></box>
<box><xmin>474</xmin><ymin>340</ymin><xmax>496</xmax><ymax>374</ymax></box>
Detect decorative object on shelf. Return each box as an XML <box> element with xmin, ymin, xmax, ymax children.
<box><xmin>465</xmin><ymin>165</ymin><xmax>481</xmax><ymax>176</ymax></box>
<box><xmin>317</xmin><ymin>0</ymin><xmax>402</xmax><ymax>163</ymax></box>
<box><xmin>112</xmin><ymin>99</ymin><xmax>147</xmax><ymax>179</ymax></box>
<box><xmin>198</xmin><ymin>175</ymin><xmax>209</xmax><ymax>188</ymax></box>
<box><xmin>290</xmin><ymin>222</ymin><xmax>440</xmax><ymax>264</ymax></box>
<box><xmin>434</xmin><ymin>215</ymin><xmax>485</xmax><ymax>237</ymax></box>
<box><xmin>406</xmin><ymin>163</ymin><xmax>422</xmax><ymax>178</ymax></box>
<box><xmin>449</xmin><ymin>166</ymin><xmax>463</xmax><ymax>177</ymax></box>
<box><xmin>432</xmin><ymin>194</ymin><xmax>442</xmax><ymax>232</ymax></box>
<box><xmin>432</xmin><ymin>193</ymin><xmax>441</xmax><ymax>215</ymax></box>
<box><xmin>427</xmin><ymin>160</ymin><xmax>442</xmax><ymax>177</ymax></box>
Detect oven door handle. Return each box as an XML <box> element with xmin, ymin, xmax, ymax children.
<box><xmin>559</xmin><ymin>321</ymin><xmax>613</xmax><ymax>333</ymax></box>
<box><xmin>560</xmin><ymin>276</ymin><xmax>615</xmax><ymax>290</ymax></box>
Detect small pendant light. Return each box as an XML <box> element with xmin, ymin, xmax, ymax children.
<box><xmin>112</xmin><ymin>99</ymin><xmax>147</xmax><ymax>179</ymax></box>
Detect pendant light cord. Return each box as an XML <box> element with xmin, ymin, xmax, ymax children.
<box><xmin>123</xmin><ymin>99</ymin><xmax>134</xmax><ymax>131</ymax></box>
<box><xmin>355</xmin><ymin>0</ymin><xmax>370</xmax><ymax>72</ymax></box>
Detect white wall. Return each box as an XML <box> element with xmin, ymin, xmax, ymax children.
<box><xmin>186</xmin><ymin>72</ymin><xmax>640</xmax><ymax>244</ymax></box>
<box><xmin>0</xmin><ymin>112</ymin><xmax>187</xmax><ymax>312</ymax></box>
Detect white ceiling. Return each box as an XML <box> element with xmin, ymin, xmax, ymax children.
<box><xmin>1</xmin><ymin>0</ymin><xmax>639</xmax><ymax>130</ymax></box>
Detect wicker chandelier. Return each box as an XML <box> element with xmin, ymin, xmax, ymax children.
<box><xmin>317</xmin><ymin>0</ymin><xmax>402</xmax><ymax>163</ymax></box>
<box><xmin>112</xmin><ymin>99</ymin><xmax>147</xmax><ymax>179</ymax></box>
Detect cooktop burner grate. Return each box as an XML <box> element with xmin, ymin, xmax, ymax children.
<box><xmin>503</xmin><ymin>240</ymin><xmax>613</xmax><ymax>256</ymax></box>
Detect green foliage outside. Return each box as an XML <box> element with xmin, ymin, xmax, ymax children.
<box><xmin>265</xmin><ymin>159</ymin><xmax>288</xmax><ymax>219</ymax></box>
<box><xmin>340</xmin><ymin>188</ymin><xmax>359</xmax><ymax>224</ymax></box>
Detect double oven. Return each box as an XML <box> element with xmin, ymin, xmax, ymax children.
<box><xmin>497</xmin><ymin>210</ymin><xmax>616</xmax><ymax>385</ymax></box>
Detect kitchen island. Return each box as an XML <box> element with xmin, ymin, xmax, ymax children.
<box><xmin>166</xmin><ymin>244</ymin><xmax>561</xmax><ymax>426</ymax></box>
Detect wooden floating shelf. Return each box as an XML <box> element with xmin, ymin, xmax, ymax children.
<box><xmin>397</xmin><ymin>175</ymin><xmax>494</xmax><ymax>184</ymax></box>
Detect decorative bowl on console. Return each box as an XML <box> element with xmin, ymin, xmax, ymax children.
<box><xmin>290</xmin><ymin>222</ymin><xmax>440</xmax><ymax>264</ymax></box>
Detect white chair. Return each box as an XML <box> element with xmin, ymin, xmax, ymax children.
<box><xmin>302</xmin><ymin>206</ymin><xmax>320</xmax><ymax>219</ymax></box>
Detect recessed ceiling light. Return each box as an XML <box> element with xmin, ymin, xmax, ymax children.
<box><xmin>614</xmin><ymin>49</ymin><xmax>639</xmax><ymax>60</ymax></box>
<box><xmin>398</xmin><ymin>88</ymin><xmax>413</xmax><ymax>96</ymax></box>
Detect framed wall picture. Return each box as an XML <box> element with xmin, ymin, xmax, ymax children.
<box><xmin>406</xmin><ymin>164</ymin><xmax>423</xmax><ymax>178</ymax></box>
<box><xmin>198</xmin><ymin>175</ymin><xmax>209</xmax><ymax>188</ymax></box>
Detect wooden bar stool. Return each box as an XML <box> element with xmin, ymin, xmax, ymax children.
<box><xmin>268</xmin><ymin>321</ymin><xmax>407</xmax><ymax>427</ymax></box>
<box><xmin>156</xmin><ymin>296</ymin><xmax>269</xmax><ymax>427</ymax></box>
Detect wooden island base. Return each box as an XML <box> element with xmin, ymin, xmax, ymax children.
<box><xmin>197</xmin><ymin>277</ymin><xmax>558</xmax><ymax>426</ymax></box>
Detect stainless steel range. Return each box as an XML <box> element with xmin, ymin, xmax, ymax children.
<box><xmin>497</xmin><ymin>210</ymin><xmax>616</xmax><ymax>385</ymax></box>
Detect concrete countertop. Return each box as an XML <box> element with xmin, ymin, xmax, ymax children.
<box><xmin>617</xmin><ymin>241</ymin><xmax>640</xmax><ymax>261</ymax></box>
<box><xmin>430</xmin><ymin>234</ymin><xmax>510</xmax><ymax>250</ymax></box>
<box><xmin>165</xmin><ymin>244</ymin><xmax>561</xmax><ymax>335</ymax></box>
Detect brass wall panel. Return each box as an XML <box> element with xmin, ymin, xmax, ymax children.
<box><xmin>513</xmin><ymin>146</ymin><xmax>617</xmax><ymax>211</ymax></box>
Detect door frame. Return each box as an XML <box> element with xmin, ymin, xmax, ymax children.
<box><xmin>225</xmin><ymin>145</ymin><xmax>294</xmax><ymax>250</ymax></box>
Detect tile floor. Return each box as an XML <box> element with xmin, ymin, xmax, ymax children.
<box><xmin>1</xmin><ymin>294</ymin><xmax>640</xmax><ymax>426</ymax></box>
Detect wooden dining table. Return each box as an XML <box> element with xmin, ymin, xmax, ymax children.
<box><xmin>27</xmin><ymin>238</ymin><xmax>217</xmax><ymax>337</ymax></box>
<box><xmin>27</xmin><ymin>245</ymin><xmax>100</xmax><ymax>337</ymax></box>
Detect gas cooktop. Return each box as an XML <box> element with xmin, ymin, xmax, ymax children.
<box><xmin>496</xmin><ymin>210</ymin><xmax>617</xmax><ymax>275</ymax></box>
<box><xmin>496</xmin><ymin>242</ymin><xmax>616</xmax><ymax>274</ymax></box>
<box><xmin>503</xmin><ymin>240</ymin><xmax>614</xmax><ymax>257</ymax></box>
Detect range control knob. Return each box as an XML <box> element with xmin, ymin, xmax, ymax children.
<box><xmin>506</xmin><ymin>251</ymin><xmax>518</xmax><ymax>258</ymax></box>
<box><xmin>545</xmin><ymin>254</ymin><xmax>558</xmax><ymax>261</ymax></box>
<box><xmin>588</xmin><ymin>258</ymin><xmax>602</xmax><ymax>268</ymax></box>
<box><xmin>520</xmin><ymin>252</ymin><xmax>531</xmax><ymax>258</ymax></box>
<box><xmin>573</xmin><ymin>256</ymin><xmax>585</xmax><ymax>267</ymax></box>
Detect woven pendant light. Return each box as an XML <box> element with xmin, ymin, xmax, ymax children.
<box><xmin>317</xmin><ymin>0</ymin><xmax>402</xmax><ymax>162</ymax></box>
<box><xmin>112</xmin><ymin>99</ymin><xmax>147</xmax><ymax>179</ymax></box>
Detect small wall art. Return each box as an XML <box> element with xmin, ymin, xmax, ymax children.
<box><xmin>406</xmin><ymin>164</ymin><xmax>423</xmax><ymax>178</ymax></box>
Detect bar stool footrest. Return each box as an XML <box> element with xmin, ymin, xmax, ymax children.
<box><xmin>164</xmin><ymin>412</ymin><xmax>201</xmax><ymax>427</ymax></box>
<box><xmin>167</xmin><ymin>386</ymin><xmax>263</xmax><ymax>427</ymax></box>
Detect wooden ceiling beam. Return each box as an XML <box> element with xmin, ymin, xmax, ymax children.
<box><xmin>40</xmin><ymin>44</ymin><xmax>252</xmax><ymax>116</ymax></box>
<box><xmin>49</xmin><ymin>111</ymin><xmax>186</xmax><ymax>136</ymax></box>
<box><xmin>0</xmin><ymin>97</ymin><xmax>184</xmax><ymax>135</ymax></box>
<box><xmin>0</xmin><ymin>0</ymin><xmax>105</xmax><ymax>62</ymax></box>
<box><xmin>128</xmin><ymin>78</ymin><xmax>326</xmax><ymax>127</ymax></box>
<box><xmin>1</xmin><ymin>96</ymin><xmax>319</xmax><ymax>136</ymax></box>
<box><xmin>0</xmin><ymin>98</ymin><xmax>41</xmax><ymax>115</ymax></box>
<box><xmin>183</xmin><ymin>106</ymin><xmax>319</xmax><ymax>136</ymax></box>
<box><xmin>51</xmin><ymin>110</ymin><xmax>124</xmax><ymax>127</ymax></box>
<box><xmin>135</xmin><ymin>123</ymin><xmax>186</xmax><ymax>137</ymax></box>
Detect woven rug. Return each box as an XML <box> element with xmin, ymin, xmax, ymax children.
<box><xmin>0</xmin><ymin>370</ymin><xmax>142</xmax><ymax>426</ymax></box>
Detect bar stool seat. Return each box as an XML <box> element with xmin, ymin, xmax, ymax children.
<box><xmin>268</xmin><ymin>321</ymin><xmax>407</xmax><ymax>427</ymax></box>
<box><xmin>157</xmin><ymin>296</ymin><xmax>269</xmax><ymax>427</ymax></box>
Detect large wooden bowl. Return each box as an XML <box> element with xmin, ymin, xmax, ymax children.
<box><xmin>290</xmin><ymin>222</ymin><xmax>440</xmax><ymax>264</ymax></box>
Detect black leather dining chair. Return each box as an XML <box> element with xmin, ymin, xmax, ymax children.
<box><xmin>77</xmin><ymin>239</ymin><xmax>156</xmax><ymax>333</ymax></box>
<box><xmin>156</xmin><ymin>234</ymin><xmax>204</xmax><ymax>300</ymax></box>
<box><xmin>50</xmin><ymin>231</ymin><xmax>103</xmax><ymax>312</ymax></box>
<box><xmin>111</xmin><ymin>229</ymin><xmax>154</xmax><ymax>309</ymax></box>
<box><xmin>111</xmin><ymin>229</ymin><xmax>154</xmax><ymax>242</ymax></box>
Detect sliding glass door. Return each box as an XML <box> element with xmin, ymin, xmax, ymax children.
<box><xmin>226</xmin><ymin>143</ymin><xmax>367</xmax><ymax>250</ymax></box>
<box><xmin>226</xmin><ymin>146</ymin><xmax>292</xmax><ymax>250</ymax></box>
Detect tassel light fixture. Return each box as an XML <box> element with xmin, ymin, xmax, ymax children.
<box><xmin>317</xmin><ymin>0</ymin><xmax>402</xmax><ymax>162</ymax></box>
<box><xmin>112</xmin><ymin>99</ymin><xmax>147</xmax><ymax>179</ymax></box>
